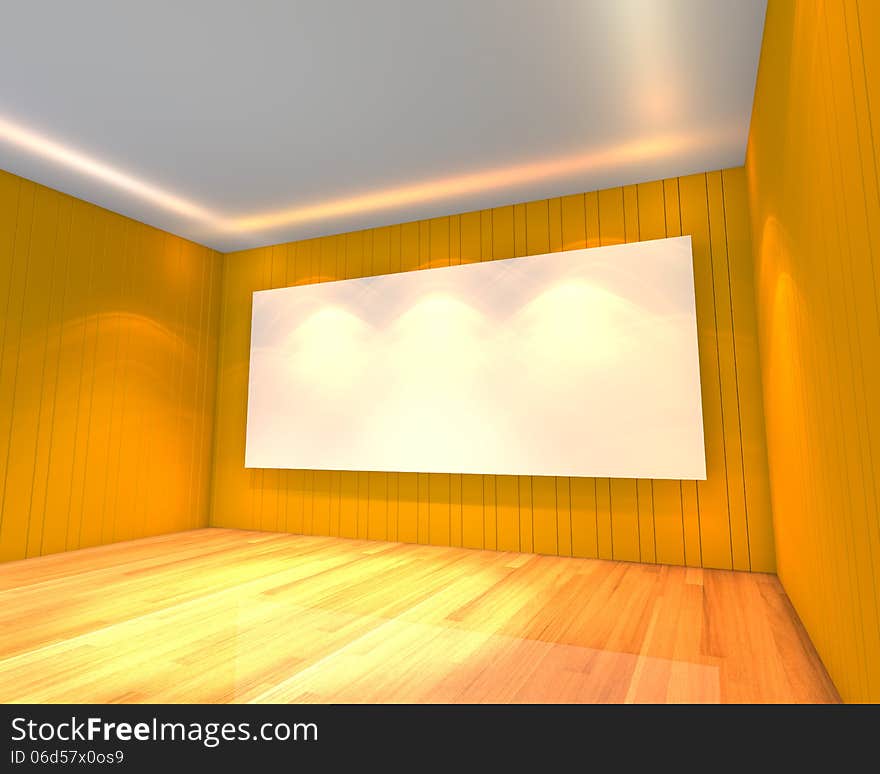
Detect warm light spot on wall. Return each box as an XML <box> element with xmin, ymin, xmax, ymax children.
<box><xmin>283</xmin><ymin>305</ymin><xmax>369</xmax><ymax>391</ymax></box>
<box><xmin>391</xmin><ymin>294</ymin><xmax>486</xmax><ymax>391</ymax></box>
<box><xmin>758</xmin><ymin>215</ymin><xmax>805</xmax><ymax>453</ymax></box>
<box><xmin>519</xmin><ymin>281</ymin><xmax>627</xmax><ymax>368</ymax></box>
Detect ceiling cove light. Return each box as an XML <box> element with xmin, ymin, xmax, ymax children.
<box><xmin>0</xmin><ymin>114</ymin><xmax>732</xmax><ymax>240</ymax></box>
<box><xmin>229</xmin><ymin>134</ymin><xmax>706</xmax><ymax>233</ymax></box>
<box><xmin>0</xmin><ymin>115</ymin><xmax>224</xmax><ymax>228</ymax></box>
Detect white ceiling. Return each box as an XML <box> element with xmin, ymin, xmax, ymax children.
<box><xmin>0</xmin><ymin>1</ymin><xmax>767</xmax><ymax>252</ymax></box>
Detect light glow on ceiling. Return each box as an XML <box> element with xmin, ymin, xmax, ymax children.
<box><xmin>0</xmin><ymin>115</ymin><xmax>224</xmax><ymax>228</ymax></box>
<box><xmin>0</xmin><ymin>114</ymin><xmax>730</xmax><ymax>241</ymax></box>
<box><xmin>230</xmin><ymin>134</ymin><xmax>707</xmax><ymax>233</ymax></box>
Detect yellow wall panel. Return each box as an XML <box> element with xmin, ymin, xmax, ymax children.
<box><xmin>460</xmin><ymin>212</ymin><xmax>481</xmax><ymax>264</ymax></box>
<box><xmin>518</xmin><ymin>475</ymin><xmax>533</xmax><ymax>554</ymax></box>
<box><xmin>460</xmin><ymin>474</ymin><xmax>483</xmax><ymax>549</ymax></box>
<box><xmin>25</xmin><ymin>196</ymin><xmax>71</xmax><ymax>556</ymax></box>
<box><xmin>5</xmin><ymin>185</ymin><xmax>59</xmax><ymax>558</ymax></box>
<box><xmin>397</xmin><ymin>473</ymin><xmax>418</xmax><ymax>544</ymax></box>
<box><xmin>386</xmin><ymin>472</ymin><xmax>399</xmax><ymax>542</ymax></box>
<box><xmin>367</xmin><ymin>471</ymin><xmax>387</xmax><ymax>542</ymax></box>
<box><xmin>554</xmin><ymin>477</ymin><xmax>572</xmax><ymax>557</ymax></box>
<box><xmin>491</xmin><ymin>206</ymin><xmax>515</xmax><ymax>260</ymax></box>
<box><xmin>570</xmin><ymin>478</ymin><xmax>598</xmax><ymax>559</ymax></box>
<box><xmin>356</xmin><ymin>471</ymin><xmax>370</xmax><ymax>539</ymax></box>
<box><xmin>706</xmin><ymin>170</ymin><xmax>750</xmax><ymax>571</ymax></box>
<box><xmin>482</xmin><ymin>475</ymin><xmax>497</xmax><ymax>551</ymax></box>
<box><xmin>416</xmin><ymin>472</ymin><xmax>429</xmax><ymax>544</ymax></box>
<box><xmin>449</xmin><ymin>473</ymin><xmax>462</xmax><ymax>548</ymax></box>
<box><xmin>0</xmin><ymin>169</ymin><xmax>221</xmax><ymax>562</ymax></box>
<box><xmin>680</xmin><ymin>172</ymin><xmax>732</xmax><ymax>570</ymax></box>
<box><xmin>428</xmin><ymin>473</ymin><xmax>449</xmax><ymax>546</ymax></box>
<box><xmin>560</xmin><ymin>194</ymin><xmax>586</xmax><ymax>251</ymax></box>
<box><xmin>40</xmin><ymin>201</ymin><xmax>92</xmax><ymax>555</ymax></box>
<box><xmin>532</xmin><ymin>476</ymin><xmax>558</xmax><ymax>556</ymax></box>
<box><xmin>721</xmin><ymin>168</ymin><xmax>775</xmax><ymax>572</ymax></box>
<box><xmin>596</xmin><ymin>478</ymin><xmax>613</xmax><ymax>560</ymax></box>
<box><xmin>495</xmin><ymin>475</ymin><xmax>519</xmax><ymax>552</ymax></box>
<box><xmin>746</xmin><ymin>0</ymin><xmax>880</xmax><ymax>702</ymax></box>
<box><xmin>338</xmin><ymin>471</ymin><xmax>358</xmax><ymax>539</ymax></box>
<box><xmin>311</xmin><ymin>470</ymin><xmax>332</xmax><ymax>537</ymax></box>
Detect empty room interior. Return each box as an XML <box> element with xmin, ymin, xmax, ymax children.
<box><xmin>1</xmin><ymin>0</ymin><xmax>878</xmax><ymax>705</ymax></box>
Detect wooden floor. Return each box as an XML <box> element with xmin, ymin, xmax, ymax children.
<box><xmin>0</xmin><ymin>528</ymin><xmax>838</xmax><ymax>703</ymax></box>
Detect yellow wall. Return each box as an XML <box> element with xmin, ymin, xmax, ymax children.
<box><xmin>746</xmin><ymin>0</ymin><xmax>880</xmax><ymax>702</ymax></box>
<box><xmin>0</xmin><ymin>164</ymin><xmax>777</xmax><ymax>574</ymax></box>
<box><xmin>0</xmin><ymin>169</ymin><xmax>222</xmax><ymax>561</ymax></box>
<box><xmin>211</xmin><ymin>168</ymin><xmax>776</xmax><ymax>572</ymax></box>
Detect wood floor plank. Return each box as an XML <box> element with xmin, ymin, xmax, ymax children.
<box><xmin>0</xmin><ymin>528</ymin><xmax>839</xmax><ymax>703</ymax></box>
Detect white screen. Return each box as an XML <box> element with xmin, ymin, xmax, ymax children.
<box><xmin>245</xmin><ymin>235</ymin><xmax>706</xmax><ymax>479</ymax></box>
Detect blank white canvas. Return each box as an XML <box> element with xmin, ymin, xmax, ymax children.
<box><xmin>245</xmin><ymin>235</ymin><xmax>706</xmax><ymax>479</ymax></box>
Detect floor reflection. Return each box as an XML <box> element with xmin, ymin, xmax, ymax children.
<box><xmin>0</xmin><ymin>529</ymin><xmax>837</xmax><ymax>704</ymax></box>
